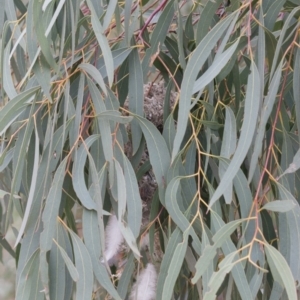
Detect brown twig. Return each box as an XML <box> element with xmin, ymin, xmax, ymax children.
<box><xmin>138</xmin><ymin>0</ymin><xmax>169</xmax><ymax>41</ymax></box>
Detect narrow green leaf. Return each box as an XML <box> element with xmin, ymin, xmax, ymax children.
<box><xmin>16</xmin><ymin>225</ymin><xmax>41</xmax><ymax>290</ymax></box>
<box><xmin>195</xmin><ymin>0</ymin><xmax>223</xmax><ymax>45</ymax></box>
<box><xmin>0</xmin><ymin>237</ymin><xmax>15</xmax><ymax>258</ymax></box>
<box><xmin>281</xmin><ymin>148</ymin><xmax>300</xmax><ymax>177</ymax></box>
<box><xmin>257</xmin><ymin>7</ymin><xmax>265</xmax><ymax>109</ymax></box>
<box><xmin>163</xmin><ymin>80</ymin><xmax>174</xmax><ymax>124</ymax></box>
<box><xmin>269</xmin><ymin>6</ymin><xmax>300</xmax><ymax>79</ymax></box>
<box><xmin>123</xmin><ymin>154</ymin><xmax>142</xmax><ymax>238</ymax></box>
<box><xmin>124</xmin><ymin>0</ymin><xmax>133</xmax><ymax>44</ymax></box>
<box><xmin>103</xmin><ymin>0</ymin><xmax>117</xmax><ymax>30</ymax></box>
<box><xmin>5</xmin><ymin>0</ymin><xmax>26</xmax><ymax>50</ymax></box>
<box><xmin>128</xmin><ymin>47</ymin><xmax>143</xmax><ymax>154</ymax></box>
<box><xmin>117</xmin><ymin>253</ymin><xmax>135</xmax><ymax>298</ymax></box>
<box><xmin>192</xmin><ymin>219</ymin><xmax>245</xmax><ymax>284</ymax></box>
<box><xmin>248</xmin><ymin>242</ymin><xmax>265</xmax><ymax>298</ymax></box>
<box><xmin>233</xmin><ymin>167</ymin><xmax>256</xmax><ymax>243</ymax></box>
<box><xmin>165</xmin><ymin>177</ymin><xmax>201</xmax><ymax>251</ymax></box>
<box><xmin>165</xmin><ymin>37</ymin><xmax>180</xmax><ymax>64</ymax></box>
<box><xmin>142</xmin><ymin>0</ymin><xmax>175</xmax><ymax>74</ymax></box>
<box><xmin>203</xmin><ymin>263</ymin><xmax>236</xmax><ymax>300</ymax></box>
<box><xmin>0</xmin><ymin>0</ymin><xmax>4</xmax><ymax>32</ymax></box>
<box><xmin>33</xmin><ymin>54</ymin><xmax>52</xmax><ymax>103</ymax></box>
<box><xmin>294</xmin><ymin>46</ymin><xmax>300</xmax><ymax>144</ymax></box>
<box><xmin>42</xmin><ymin>0</ymin><xmax>53</xmax><ymax>11</ymax></box>
<box><xmin>192</xmin><ymin>39</ymin><xmax>240</xmax><ymax>94</ymax></box>
<box><xmin>26</xmin><ymin>0</ymin><xmax>38</xmax><ymax>65</ymax></box>
<box><xmin>16</xmin><ymin>249</ymin><xmax>40</xmax><ymax>300</ymax></box>
<box><xmin>149</xmin><ymin>191</ymin><xmax>159</xmax><ymax>257</ymax></box>
<box><xmin>40</xmin><ymin>157</ymin><xmax>68</xmax><ymax>252</ymax></box>
<box><xmin>0</xmin><ymin>147</ymin><xmax>14</xmax><ymax>172</ymax></box>
<box><xmin>156</xmin><ymin>228</ymin><xmax>182</xmax><ymax>298</ymax></box>
<box><xmin>264</xmin><ymin>0</ymin><xmax>285</xmax><ymax>31</ymax></box>
<box><xmin>88</xmin><ymin>79</ymin><xmax>113</xmax><ymax>162</ymax></box>
<box><xmin>86</xmin><ymin>0</ymin><xmax>114</xmax><ymax>86</ymax></box>
<box><xmin>172</xmin><ymin>12</ymin><xmax>238</xmax><ymax>161</ymax></box>
<box><xmin>53</xmin><ymin>239</ymin><xmax>79</xmax><ymax>282</ymax></box>
<box><xmin>219</xmin><ymin>107</ymin><xmax>236</xmax><ymax>204</ymax></box>
<box><xmin>114</xmin><ymin>160</ymin><xmax>127</xmax><ymax>220</ymax></box>
<box><xmin>79</xmin><ymin>63</ymin><xmax>107</xmax><ymax>95</ymax></box>
<box><xmin>33</xmin><ymin>0</ymin><xmax>58</xmax><ymax>72</ymax></box>
<box><xmin>3</xmin><ymin>41</ymin><xmax>17</xmax><ymax>99</ymax></box>
<box><xmin>277</xmin><ymin>185</ymin><xmax>300</xmax><ymax>282</ymax></box>
<box><xmin>14</xmin><ymin>123</ymin><xmax>40</xmax><ymax>247</ymax></box>
<box><xmin>97</xmin><ymin>111</ymin><xmax>133</xmax><ymax>123</ymax></box>
<box><xmin>82</xmin><ymin>210</ymin><xmax>122</xmax><ymax>300</ymax></box>
<box><xmin>262</xmin><ymin>200</ymin><xmax>296</xmax><ymax>213</ymax></box>
<box><xmin>82</xmin><ymin>209</ymin><xmax>102</xmax><ymax>259</ymax></box>
<box><xmin>177</xmin><ymin>3</ymin><xmax>186</xmax><ymax>70</ymax></box>
<box><xmin>72</xmin><ymin>135</ymin><xmax>99</xmax><ymax>210</ymax></box>
<box><xmin>209</xmin><ymin>61</ymin><xmax>260</xmax><ymax>207</ymax></box>
<box><xmin>0</xmin><ymin>87</ymin><xmax>39</xmax><ymax>135</ymax></box>
<box><xmin>97</xmin><ymin>47</ymin><xmax>132</xmax><ymax>80</ymax></box>
<box><xmin>39</xmin><ymin>232</ymin><xmax>51</xmax><ymax>292</ymax></box>
<box><xmin>71</xmin><ymin>73</ymin><xmax>85</xmax><ymax>147</ymax></box>
<box><xmin>69</xmin><ymin>230</ymin><xmax>94</xmax><ymax>300</ymax></box>
<box><xmin>89</xmin><ymin>0</ymin><xmax>102</xmax><ymax>17</ymax></box>
<box><xmin>12</xmin><ymin>118</ymin><xmax>34</xmax><ymax>200</ymax></box>
<box><xmin>248</xmin><ymin>59</ymin><xmax>283</xmax><ymax>182</ymax></box>
<box><xmin>0</xmin><ymin>21</ymin><xmax>10</xmax><ymax>99</ymax></box>
<box><xmin>162</xmin><ymin>231</ymin><xmax>189</xmax><ymax>300</ymax></box>
<box><xmin>44</xmin><ymin>0</ymin><xmax>66</xmax><ymax>37</ymax></box>
<box><xmin>212</xmin><ymin>219</ymin><xmax>245</xmax><ymax>244</ymax></box>
<box><xmin>135</xmin><ymin>116</ymin><xmax>170</xmax><ymax>205</ymax></box>
<box><xmin>49</xmin><ymin>225</ymin><xmax>66</xmax><ymax>300</ymax></box>
<box><xmin>88</xmin><ymin>156</ymin><xmax>107</xmax><ymax>257</ymax></box>
<box><xmin>211</xmin><ymin>213</ymin><xmax>252</xmax><ymax>299</ymax></box>
<box><xmin>58</xmin><ymin>6</ymin><xmax>67</xmax><ymax>66</ymax></box>
<box><xmin>118</xmin><ymin>220</ymin><xmax>140</xmax><ymax>259</ymax></box>
<box><xmin>269</xmin><ymin>281</ymin><xmax>284</xmax><ymax>300</ymax></box>
<box><xmin>201</xmin><ymin>230</ymin><xmax>214</xmax><ymax>295</ymax></box>
<box><xmin>265</xmin><ymin>243</ymin><xmax>297</xmax><ymax>300</ymax></box>
<box><xmin>106</xmin><ymin>88</ymin><xmax>120</xmax><ymax>110</ymax></box>
<box><xmin>163</xmin><ymin>113</ymin><xmax>176</xmax><ymax>153</ymax></box>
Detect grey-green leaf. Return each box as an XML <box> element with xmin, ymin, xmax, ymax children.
<box><xmin>0</xmin><ymin>87</ymin><xmax>39</xmax><ymax>135</ymax></box>
<box><xmin>209</xmin><ymin>60</ymin><xmax>260</xmax><ymax>208</ymax></box>
<box><xmin>69</xmin><ymin>230</ymin><xmax>94</xmax><ymax>300</ymax></box>
<box><xmin>86</xmin><ymin>0</ymin><xmax>114</xmax><ymax>86</ymax></box>
<box><xmin>135</xmin><ymin>116</ymin><xmax>170</xmax><ymax>205</ymax></box>
<box><xmin>265</xmin><ymin>243</ymin><xmax>297</xmax><ymax>300</ymax></box>
<box><xmin>72</xmin><ymin>135</ymin><xmax>99</xmax><ymax>210</ymax></box>
<box><xmin>172</xmin><ymin>11</ymin><xmax>239</xmax><ymax>161</ymax></box>
<box><xmin>40</xmin><ymin>158</ymin><xmax>68</xmax><ymax>252</ymax></box>
<box><xmin>161</xmin><ymin>231</ymin><xmax>189</xmax><ymax>300</ymax></box>
<box><xmin>262</xmin><ymin>200</ymin><xmax>296</xmax><ymax>213</ymax></box>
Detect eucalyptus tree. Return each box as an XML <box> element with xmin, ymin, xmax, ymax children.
<box><xmin>1</xmin><ymin>0</ymin><xmax>300</xmax><ymax>299</ymax></box>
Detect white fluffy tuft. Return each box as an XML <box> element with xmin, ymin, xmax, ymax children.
<box><xmin>104</xmin><ymin>214</ymin><xmax>124</xmax><ymax>263</ymax></box>
<box><xmin>129</xmin><ymin>263</ymin><xmax>157</xmax><ymax>300</ymax></box>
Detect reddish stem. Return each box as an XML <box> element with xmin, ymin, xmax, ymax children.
<box><xmin>138</xmin><ymin>0</ymin><xmax>169</xmax><ymax>41</ymax></box>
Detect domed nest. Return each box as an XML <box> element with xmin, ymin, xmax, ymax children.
<box><xmin>123</xmin><ymin>80</ymin><xmax>177</xmax><ymax>214</ymax></box>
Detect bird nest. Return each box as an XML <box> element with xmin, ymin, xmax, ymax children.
<box><xmin>123</xmin><ymin>80</ymin><xmax>177</xmax><ymax>215</ymax></box>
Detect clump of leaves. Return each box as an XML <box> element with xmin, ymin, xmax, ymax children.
<box><xmin>1</xmin><ymin>0</ymin><xmax>300</xmax><ymax>299</ymax></box>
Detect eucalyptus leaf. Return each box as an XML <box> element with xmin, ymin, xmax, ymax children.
<box><xmin>209</xmin><ymin>60</ymin><xmax>260</xmax><ymax>208</ymax></box>
<box><xmin>69</xmin><ymin>230</ymin><xmax>94</xmax><ymax>300</ymax></box>
<box><xmin>265</xmin><ymin>243</ymin><xmax>297</xmax><ymax>300</ymax></box>
<box><xmin>3</xmin><ymin>2</ymin><xmax>300</xmax><ymax>299</ymax></box>
<box><xmin>172</xmin><ymin>12</ymin><xmax>239</xmax><ymax>161</ymax></box>
<box><xmin>262</xmin><ymin>200</ymin><xmax>296</xmax><ymax>213</ymax></box>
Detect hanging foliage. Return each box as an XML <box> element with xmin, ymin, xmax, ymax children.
<box><xmin>1</xmin><ymin>0</ymin><xmax>300</xmax><ymax>299</ymax></box>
